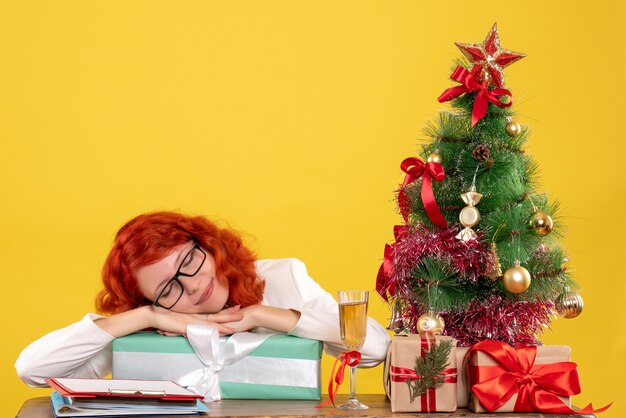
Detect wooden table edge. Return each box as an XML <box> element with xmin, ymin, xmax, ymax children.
<box><xmin>16</xmin><ymin>394</ymin><xmax>596</xmax><ymax>418</ymax></box>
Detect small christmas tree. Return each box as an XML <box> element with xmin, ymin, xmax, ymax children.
<box><xmin>377</xmin><ymin>23</ymin><xmax>583</xmax><ymax>346</ymax></box>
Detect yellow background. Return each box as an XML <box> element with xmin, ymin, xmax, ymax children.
<box><xmin>1</xmin><ymin>1</ymin><xmax>624</xmax><ymax>415</ymax></box>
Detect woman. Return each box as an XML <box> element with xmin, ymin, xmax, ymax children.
<box><xmin>16</xmin><ymin>211</ymin><xmax>390</xmax><ymax>387</ymax></box>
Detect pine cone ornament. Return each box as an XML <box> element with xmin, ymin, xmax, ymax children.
<box><xmin>472</xmin><ymin>145</ymin><xmax>490</xmax><ymax>162</ymax></box>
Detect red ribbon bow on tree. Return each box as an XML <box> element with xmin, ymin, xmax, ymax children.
<box><xmin>467</xmin><ymin>340</ymin><xmax>611</xmax><ymax>414</ymax></box>
<box><xmin>398</xmin><ymin>157</ymin><xmax>448</xmax><ymax>229</ymax></box>
<box><xmin>376</xmin><ymin>157</ymin><xmax>447</xmax><ymax>301</ymax></box>
<box><xmin>316</xmin><ymin>351</ymin><xmax>361</xmax><ymax>408</ymax></box>
<box><xmin>375</xmin><ymin>225</ymin><xmax>408</xmax><ymax>301</ymax></box>
<box><xmin>438</xmin><ymin>66</ymin><xmax>512</xmax><ymax>127</ymax></box>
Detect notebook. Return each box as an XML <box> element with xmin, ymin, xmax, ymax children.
<box><xmin>50</xmin><ymin>391</ymin><xmax>208</xmax><ymax>417</ymax></box>
<box><xmin>46</xmin><ymin>378</ymin><xmax>202</xmax><ymax>401</ymax></box>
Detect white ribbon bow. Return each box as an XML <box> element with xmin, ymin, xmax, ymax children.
<box><xmin>178</xmin><ymin>324</ymin><xmax>275</xmax><ymax>401</ymax></box>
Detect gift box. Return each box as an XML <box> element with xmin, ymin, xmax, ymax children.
<box><xmin>456</xmin><ymin>346</ymin><xmax>470</xmax><ymax>408</ymax></box>
<box><xmin>112</xmin><ymin>331</ymin><xmax>322</xmax><ymax>400</ymax></box>
<box><xmin>384</xmin><ymin>334</ymin><xmax>457</xmax><ymax>412</ymax></box>
<box><xmin>467</xmin><ymin>340</ymin><xmax>577</xmax><ymax>413</ymax></box>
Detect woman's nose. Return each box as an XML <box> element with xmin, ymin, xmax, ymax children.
<box><xmin>181</xmin><ymin>275</ymin><xmax>201</xmax><ymax>294</ymax></box>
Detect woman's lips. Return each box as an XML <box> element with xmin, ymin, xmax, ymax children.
<box><xmin>197</xmin><ymin>279</ymin><xmax>214</xmax><ymax>305</ymax></box>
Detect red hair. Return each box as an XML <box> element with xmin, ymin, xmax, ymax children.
<box><xmin>96</xmin><ymin>211</ymin><xmax>264</xmax><ymax>315</ymax></box>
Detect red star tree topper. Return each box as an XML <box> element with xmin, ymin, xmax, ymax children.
<box><xmin>455</xmin><ymin>23</ymin><xmax>526</xmax><ymax>88</ymax></box>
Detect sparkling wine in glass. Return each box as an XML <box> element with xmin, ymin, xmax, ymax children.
<box><xmin>337</xmin><ymin>290</ymin><xmax>369</xmax><ymax>410</ymax></box>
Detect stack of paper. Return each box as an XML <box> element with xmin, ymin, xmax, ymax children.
<box><xmin>46</xmin><ymin>378</ymin><xmax>208</xmax><ymax>417</ymax></box>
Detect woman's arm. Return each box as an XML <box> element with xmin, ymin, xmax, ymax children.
<box><xmin>223</xmin><ymin>305</ymin><xmax>301</xmax><ymax>333</ymax></box>
<box><xmin>94</xmin><ymin>305</ymin><xmax>242</xmax><ymax>337</ymax></box>
<box><xmin>254</xmin><ymin>259</ymin><xmax>391</xmax><ymax>368</ymax></box>
<box><xmin>16</xmin><ymin>306</ymin><xmax>243</xmax><ymax>386</ymax></box>
<box><xmin>16</xmin><ymin>313</ymin><xmax>116</xmax><ymax>387</ymax></box>
<box><xmin>288</xmin><ymin>286</ymin><xmax>391</xmax><ymax>368</ymax></box>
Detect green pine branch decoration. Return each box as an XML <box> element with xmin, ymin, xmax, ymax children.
<box><xmin>408</xmin><ymin>257</ymin><xmax>471</xmax><ymax>311</ymax></box>
<box><xmin>405</xmin><ymin>338</ymin><xmax>454</xmax><ymax>403</ymax></box>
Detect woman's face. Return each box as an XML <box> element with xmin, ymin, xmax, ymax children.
<box><xmin>135</xmin><ymin>242</ymin><xmax>229</xmax><ymax>314</ymax></box>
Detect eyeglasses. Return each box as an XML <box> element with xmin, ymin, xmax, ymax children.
<box><xmin>153</xmin><ymin>242</ymin><xmax>207</xmax><ymax>310</ymax></box>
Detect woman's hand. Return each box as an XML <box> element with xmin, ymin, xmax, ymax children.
<box><xmin>149</xmin><ymin>305</ymin><xmax>243</xmax><ymax>337</ymax></box>
<box><xmin>94</xmin><ymin>305</ymin><xmax>244</xmax><ymax>338</ymax></box>
<box><xmin>223</xmin><ymin>305</ymin><xmax>301</xmax><ymax>333</ymax></box>
<box><xmin>221</xmin><ymin>305</ymin><xmax>261</xmax><ymax>333</ymax></box>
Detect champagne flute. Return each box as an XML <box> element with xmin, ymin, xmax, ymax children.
<box><xmin>337</xmin><ymin>290</ymin><xmax>369</xmax><ymax>410</ymax></box>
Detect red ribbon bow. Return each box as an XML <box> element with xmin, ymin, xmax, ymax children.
<box><xmin>376</xmin><ymin>157</ymin><xmax>447</xmax><ymax>301</ymax></box>
<box><xmin>438</xmin><ymin>66</ymin><xmax>512</xmax><ymax>127</ymax></box>
<box><xmin>398</xmin><ymin>157</ymin><xmax>447</xmax><ymax>229</ymax></box>
<box><xmin>375</xmin><ymin>225</ymin><xmax>408</xmax><ymax>301</ymax></box>
<box><xmin>316</xmin><ymin>351</ymin><xmax>361</xmax><ymax>408</ymax></box>
<box><xmin>467</xmin><ymin>340</ymin><xmax>611</xmax><ymax>414</ymax></box>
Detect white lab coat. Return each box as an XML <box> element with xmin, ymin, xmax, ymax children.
<box><xmin>16</xmin><ymin>258</ymin><xmax>390</xmax><ymax>387</ymax></box>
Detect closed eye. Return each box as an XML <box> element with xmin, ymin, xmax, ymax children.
<box><xmin>183</xmin><ymin>252</ymin><xmax>195</xmax><ymax>267</ymax></box>
<box><xmin>161</xmin><ymin>281</ymin><xmax>174</xmax><ymax>297</ymax></box>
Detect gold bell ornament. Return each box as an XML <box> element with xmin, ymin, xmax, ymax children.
<box><xmin>487</xmin><ymin>242</ymin><xmax>503</xmax><ymax>280</ymax></box>
<box><xmin>387</xmin><ymin>303</ymin><xmax>405</xmax><ymax>334</ymax></box>
<box><xmin>555</xmin><ymin>289</ymin><xmax>584</xmax><ymax>318</ymax></box>
<box><xmin>505</xmin><ymin>116</ymin><xmax>522</xmax><ymax>137</ymax></box>
<box><xmin>502</xmin><ymin>261</ymin><xmax>531</xmax><ymax>293</ymax></box>
<box><xmin>456</xmin><ymin>167</ymin><xmax>483</xmax><ymax>242</ymax></box>
<box><xmin>416</xmin><ymin>312</ymin><xmax>445</xmax><ymax>335</ymax></box>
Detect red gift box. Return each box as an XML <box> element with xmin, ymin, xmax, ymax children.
<box><xmin>466</xmin><ymin>340</ymin><xmax>610</xmax><ymax>414</ymax></box>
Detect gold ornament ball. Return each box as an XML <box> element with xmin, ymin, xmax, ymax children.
<box><xmin>505</xmin><ymin>121</ymin><xmax>522</xmax><ymax>137</ymax></box>
<box><xmin>556</xmin><ymin>291</ymin><xmax>584</xmax><ymax>318</ymax></box>
<box><xmin>529</xmin><ymin>211</ymin><xmax>554</xmax><ymax>235</ymax></box>
<box><xmin>427</xmin><ymin>150</ymin><xmax>443</xmax><ymax>165</ymax></box>
<box><xmin>502</xmin><ymin>264</ymin><xmax>531</xmax><ymax>293</ymax></box>
<box><xmin>416</xmin><ymin>313</ymin><xmax>445</xmax><ymax>335</ymax></box>
<box><xmin>459</xmin><ymin>205</ymin><xmax>480</xmax><ymax>227</ymax></box>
